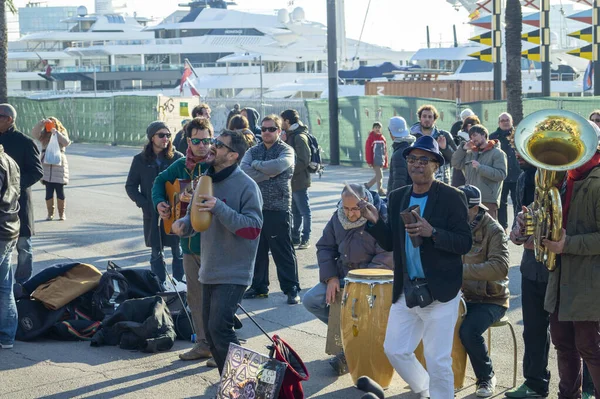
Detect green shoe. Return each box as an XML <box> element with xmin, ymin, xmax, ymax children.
<box><xmin>505</xmin><ymin>383</ymin><xmax>545</xmax><ymax>398</ymax></box>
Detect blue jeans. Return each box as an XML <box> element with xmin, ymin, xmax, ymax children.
<box><xmin>15</xmin><ymin>236</ymin><xmax>32</xmax><ymax>284</ymax></box>
<box><xmin>291</xmin><ymin>189</ymin><xmax>311</xmax><ymax>242</ymax></box>
<box><xmin>459</xmin><ymin>302</ymin><xmax>507</xmax><ymax>382</ymax></box>
<box><xmin>150</xmin><ymin>244</ymin><xmax>184</xmax><ymax>283</ymax></box>
<box><xmin>0</xmin><ymin>239</ymin><xmax>18</xmax><ymax>346</ymax></box>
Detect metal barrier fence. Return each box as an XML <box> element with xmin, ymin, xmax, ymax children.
<box><xmin>7</xmin><ymin>95</ymin><xmax>600</xmax><ymax>165</ymax></box>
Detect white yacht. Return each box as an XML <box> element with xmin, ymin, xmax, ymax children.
<box><xmin>8</xmin><ymin>0</ymin><xmax>414</xmax><ymax>98</ymax></box>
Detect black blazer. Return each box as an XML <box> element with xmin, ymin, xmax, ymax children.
<box><xmin>367</xmin><ymin>180</ymin><xmax>472</xmax><ymax>304</ymax></box>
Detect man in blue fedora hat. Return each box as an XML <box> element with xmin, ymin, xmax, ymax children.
<box><xmin>361</xmin><ymin>135</ymin><xmax>472</xmax><ymax>398</ymax></box>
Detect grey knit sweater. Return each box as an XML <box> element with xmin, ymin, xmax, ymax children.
<box><xmin>179</xmin><ymin>165</ymin><xmax>263</xmax><ymax>286</ymax></box>
<box><xmin>240</xmin><ymin>139</ymin><xmax>294</xmax><ymax>211</ymax></box>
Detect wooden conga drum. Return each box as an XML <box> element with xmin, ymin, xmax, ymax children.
<box><xmin>341</xmin><ymin>269</ymin><xmax>394</xmax><ymax>388</ymax></box>
<box><xmin>414</xmin><ymin>297</ymin><xmax>468</xmax><ymax>390</ymax></box>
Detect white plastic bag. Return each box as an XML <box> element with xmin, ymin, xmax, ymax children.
<box><xmin>44</xmin><ymin>133</ymin><xmax>61</xmax><ymax>165</ymax></box>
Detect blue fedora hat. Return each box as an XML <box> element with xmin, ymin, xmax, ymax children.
<box><xmin>402</xmin><ymin>135</ymin><xmax>445</xmax><ymax>166</ymax></box>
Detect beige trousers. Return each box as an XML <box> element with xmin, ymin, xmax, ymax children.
<box><xmin>183</xmin><ymin>253</ymin><xmax>205</xmax><ymax>341</ymax></box>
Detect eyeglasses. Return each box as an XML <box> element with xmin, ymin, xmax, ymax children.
<box><xmin>406</xmin><ymin>155</ymin><xmax>437</xmax><ymax>166</ymax></box>
<box><xmin>343</xmin><ymin>206</ymin><xmax>361</xmax><ymax>213</ymax></box>
<box><xmin>190</xmin><ymin>137</ymin><xmax>213</xmax><ymax>146</ymax></box>
<box><xmin>214</xmin><ymin>139</ymin><xmax>236</xmax><ymax>153</ymax></box>
<box><xmin>156</xmin><ymin>133</ymin><xmax>171</xmax><ymax>139</ymax></box>
<box><xmin>261</xmin><ymin>126</ymin><xmax>278</xmax><ymax>133</ymax></box>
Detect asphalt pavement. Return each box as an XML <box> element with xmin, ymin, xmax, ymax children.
<box><xmin>0</xmin><ymin>143</ymin><xmax>558</xmax><ymax>399</ymax></box>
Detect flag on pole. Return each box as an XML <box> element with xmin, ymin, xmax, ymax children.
<box><xmin>468</xmin><ymin>48</ymin><xmax>494</xmax><ymax>63</ymax></box>
<box><xmin>180</xmin><ymin>64</ymin><xmax>200</xmax><ymax>96</ymax></box>
<box><xmin>522</xmin><ymin>29</ymin><xmax>541</xmax><ymax>44</ymax></box>
<box><xmin>566</xmin><ymin>0</ymin><xmax>592</xmax><ymax>6</ymax></box>
<box><xmin>522</xmin><ymin>46</ymin><xmax>541</xmax><ymax>62</ymax></box>
<box><xmin>469</xmin><ymin>14</ymin><xmax>492</xmax><ymax>29</ymax></box>
<box><xmin>469</xmin><ymin>31</ymin><xmax>493</xmax><ymax>46</ymax></box>
<box><xmin>583</xmin><ymin>61</ymin><xmax>593</xmax><ymax>91</ymax></box>
<box><xmin>520</xmin><ymin>0</ymin><xmax>540</xmax><ymax>9</ymax></box>
<box><xmin>567</xmin><ymin>27</ymin><xmax>593</xmax><ymax>43</ymax></box>
<box><xmin>475</xmin><ymin>0</ymin><xmax>492</xmax><ymax>14</ymax></box>
<box><xmin>567</xmin><ymin>44</ymin><xmax>593</xmax><ymax>61</ymax></box>
<box><xmin>523</xmin><ymin>12</ymin><xmax>540</xmax><ymax>28</ymax></box>
<box><xmin>567</xmin><ymin>9</ymin><xmax>592</xmax><ymax>25</ymax></box>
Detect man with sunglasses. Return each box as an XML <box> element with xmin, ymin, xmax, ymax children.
<box><xmin>126</xmin><ymin>121</ymin><xmax>183</xmax><ymax>286</ymax></box>
<box><xmin>241</xmin><ymin>115</ymin><xmax>300</xmax><ymax>304</ymax></box>
<box><xmin>451</xmin><ymin>124</ymin><xmax>507</xmax><ymax>220</ymax></box>
<box><xmin>360</xmin><ymin>135</ymin><xmax>472</xmax><ymax>398</ymax></box>
<box><xmin>172</xmin><ymin>129</ymin><xmax>263</xmax><ymax>373</ymax></box>
<box><xmin>152</xmin><ymin>117</ymin><xmax>214</xmax><ymax>364</ymax></box>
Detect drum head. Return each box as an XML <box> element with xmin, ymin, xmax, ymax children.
<box><xmin>346</xmin><ymin>268</ymin><xmax>394</xmax><ymax>280</ymax></box>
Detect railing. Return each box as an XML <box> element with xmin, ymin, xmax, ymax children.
<box><xmin>50</xmin><ymin>62</ymin><xmax>251</xmax><ymax>73</ymax></box>
<box><xmin>68</xmin><ymin>39</ymin><xmax>182</xmax><ymax>48</ymax></box>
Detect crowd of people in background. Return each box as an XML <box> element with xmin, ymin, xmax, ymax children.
<box><xmin>0</xmin><ymin>99</ymin><xmax>599</xmax><ymax>399</ymax></box>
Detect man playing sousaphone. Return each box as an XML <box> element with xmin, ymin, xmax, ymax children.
<box><xmin>359</xmin><ymin>135</ymin><xmax>472</xmax><ymax>398</ymax></box>
<box><xmin>151</xmin><ymin>117</ymin><xmax>214</xmax><ymax>365</ymax></box>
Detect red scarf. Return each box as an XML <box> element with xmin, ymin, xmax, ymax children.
<box><xmin>563</xmin><ymin>152</ymin><xmax>600</xmax><ymax>225</ymax></box>
<box><xmin>185</xmin><ymin>146</ymin><xmax>208</xmax><ymax>172</ymax></box>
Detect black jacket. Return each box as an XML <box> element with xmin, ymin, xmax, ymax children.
<box><xmin>173</xmin><ymin>130</ymin><xmax>188</xmax><ymax>155</ymax></box>
<box><xmin>125</xmin><ymin>151</ymin><xmax>183</xmax><ymax>248</ymax></box>
<box><xmin>90</xmin><ymin>296</ymin><xmax>176</xmax><ymax>353</ymax></box>
<box><xmin>387</xmin><ymin>141</ymin><xmax>412</xmax><ymax>193</ymax></box>
<box><xmin>490</xmin><ymin>128</ymin><xmax>520</xmax><ymax>183</ymax></box>
<box><xmin>367</xmin><ymin>180</ymin><xmax>472</xmax><ymax>304</ymax></box>
<box><xmin>0</xmin><ymin>126</ymin><xmax>43</xmax><ymax>237</ymax></box>
<box><xmin>0</xmin><ymin>145</ymin><xmax>20</xmax><ymax>241</ymax></box>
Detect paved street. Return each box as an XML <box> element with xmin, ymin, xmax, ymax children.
<box><xmin>0</xmin><ymin>143</ymin><xmax>558</xmax><ymax>398</ymax></box>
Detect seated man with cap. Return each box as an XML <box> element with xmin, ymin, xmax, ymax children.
<box><xmin>387</xmin><ymin>116</ymin><xmax>415</xmax><ymax>193</ymax></box>
<box><xmin>458</xmin><ymin>184</ymin><xmax>510</xmax><ymax>398</ymax></box>
<box><xmin>303</xmin><ymin>183</ymin><xmax>393</xmax><ymax>375</ymax></box>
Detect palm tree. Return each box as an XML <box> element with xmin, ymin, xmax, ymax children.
<box><xmin>505</xmin><ymin>0</ymin><xmax>523</xmax><ymax>125</ymax></box>
<box><xmin>0</xmin><ymin>0</ymin><xmax>17</xmax><ymax>103</ymax></box>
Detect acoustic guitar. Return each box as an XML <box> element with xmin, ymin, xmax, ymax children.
<box><xmin>163</xmin><ymin>178</ymin><xmax>196</xmax><ymax>234</ymax></box>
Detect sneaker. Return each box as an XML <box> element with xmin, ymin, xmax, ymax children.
<box><xmin>476</xmin><ymin>376</ymin><xmax>496</xmax><ymax>397</ymax></box>
<box><xmin>179</xmin><ymin>340</ymin><xmax>212</xmax><ymax>361</ymax></box>
<box><xmin>233</xmin><ymin>315</ymin><xmax>243</xmax><ymax>330</ymax></box>
<box><xmin>505</xmin><ymin>383</ymin><xmax>545</xmax><ymax>398</ymax></box>
<box><xmin>297</xmin><ymin>240</ymin><xmax>310</xmax><ymax>250</ymax></box>
<box><xmin>287</xmin><ymin>288</ymin><xmax>300</xmax><ymax>305</ymax></box>
<box><xmin>292</xmin><ymin>238</ymin><xmax>301</xmax><ymax>246</ymax></box>
<box><xmin>0</xmin><ymin>343</ymin><xmax>13</xmax><ymax>349</ymax></box>
<box><xmin>582</xmin><ymin>393</ymin><xmax>595</xmax><ymax>399</ymax></box>
<box><xmin>206</xmin><ymin>358</ymin><xmax>218</xmax><ymax>368</ymax></box>
<box><xmin>243</xmin><ymin>287</ymin><xmax>269</xmax><ymax>299</ymax></box>
<box><xmin>328</xmin><ymin>353</ymin><xmax>348</xmax><ymax>375</ymax></box>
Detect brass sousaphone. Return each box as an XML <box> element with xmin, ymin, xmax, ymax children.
<box><xmin>514</xmin><ymin>109</ymin><xmax>598</xmax><ymax>271</ymax></box>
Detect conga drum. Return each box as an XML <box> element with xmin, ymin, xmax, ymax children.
<box><xmin>414</xmin><ymin>297</ymin><xmax>468</xmax><ymax>390</ymax></box>
<box><xmin>341</xmin><ymin>269</ymin><xmax>394</xmax><ymax>388</ymax></box>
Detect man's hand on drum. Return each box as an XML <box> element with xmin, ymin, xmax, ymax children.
<box><xmin>358</xmin><ymin>200</ymin><xmax>379</xmax><ymax>223</ymax></box>
<box><xmin>171</xmin><ymin>219</ymin><xmax>185</xmax><ymax>236</ymax></box>
<box><xmin>196</xmin><ymin>194</ymin><xmax>217</xmax><ymax>212</ymax></box>
<box><xmin>406</xmin><ymin>210</ymin><xmax>433</xmax><ymax>237</ymax></box>
<box><xmin>157</xmin><ymin>202</ymin><xmax>171</xmax><ymax>220</ymax></box>
<box><xmin>326</xmin><ymin>277</ymin><xmax>340</xmax><ymax>305</ymax></box>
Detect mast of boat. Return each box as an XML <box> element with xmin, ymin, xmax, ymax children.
<box><xmin>336</xmin><ymin>0</ymin><xmax>348</xmax><ymax>70</ymax></box>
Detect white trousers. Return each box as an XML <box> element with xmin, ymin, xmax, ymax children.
<box><xmin>383</xmin><ymin>293</ymin><xmax>460</xmax><ymax>399</ymax></box>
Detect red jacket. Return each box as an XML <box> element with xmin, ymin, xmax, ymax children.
<box><xmin>365</xmin><ymin>131</ymin><xmax>388</xmax><ymax>167</ymax></box>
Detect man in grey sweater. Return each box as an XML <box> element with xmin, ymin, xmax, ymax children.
<box><xmin>241</xmin><ymin>115</ymin><xmax>301</xmax><ymax>305</ymax></box>
<box><xmin>172</xmin><ymin>130</ymin><xmax>263</xmax><ymax>373</ymax></box>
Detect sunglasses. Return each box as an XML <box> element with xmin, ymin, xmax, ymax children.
<box><xmin>156</xmin><ymin>133</ymin><xmax>171</xmax><ymax>139</ymax></box>
<box><xmin>190</xmin><ymin>137</ymin><xmax>213</xmax><ymax>146</ymax></box>
<box><xmin>406</xmin><ymin>155</ymin><xmax>437</xmax><ymax>166</ymax></box>
<box><xmin>214</xmin><ymin>139</ymin><xmax>236</xmax><ymax>153</ymax></box>
<box><xmin>261</xmin><ymin>126</ymin><xmax>278</xmax><ymax>133</ymax></box>
<box><xmin>592</xmin><ymin>119</ymin><xmax>600</xmax><ymax>123</ymax></box>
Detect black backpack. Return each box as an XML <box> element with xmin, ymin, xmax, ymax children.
<box><xmin>292</xmin><ymin>131</ymin><xmax>324</xmax><ymax>176</ymax></box>
<box><xmin>91</xmin><ymin>269</ymin><xmax>129</xmax><ymax>321</ymax></box>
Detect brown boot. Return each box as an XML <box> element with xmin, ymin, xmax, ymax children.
<box><xmin>45</xmin><ymin>199</ymin><xmax>55</xmax><ymax>221</ymax></box>
<box><xmin>179</xmin><ymin>340</ymin><xmax>212</xmax><ymax>361</ymax></box>
<box><xmin>57</xmin><ymin>199</ymin><xmax>66</xmax><ymax>221</ymax></box>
